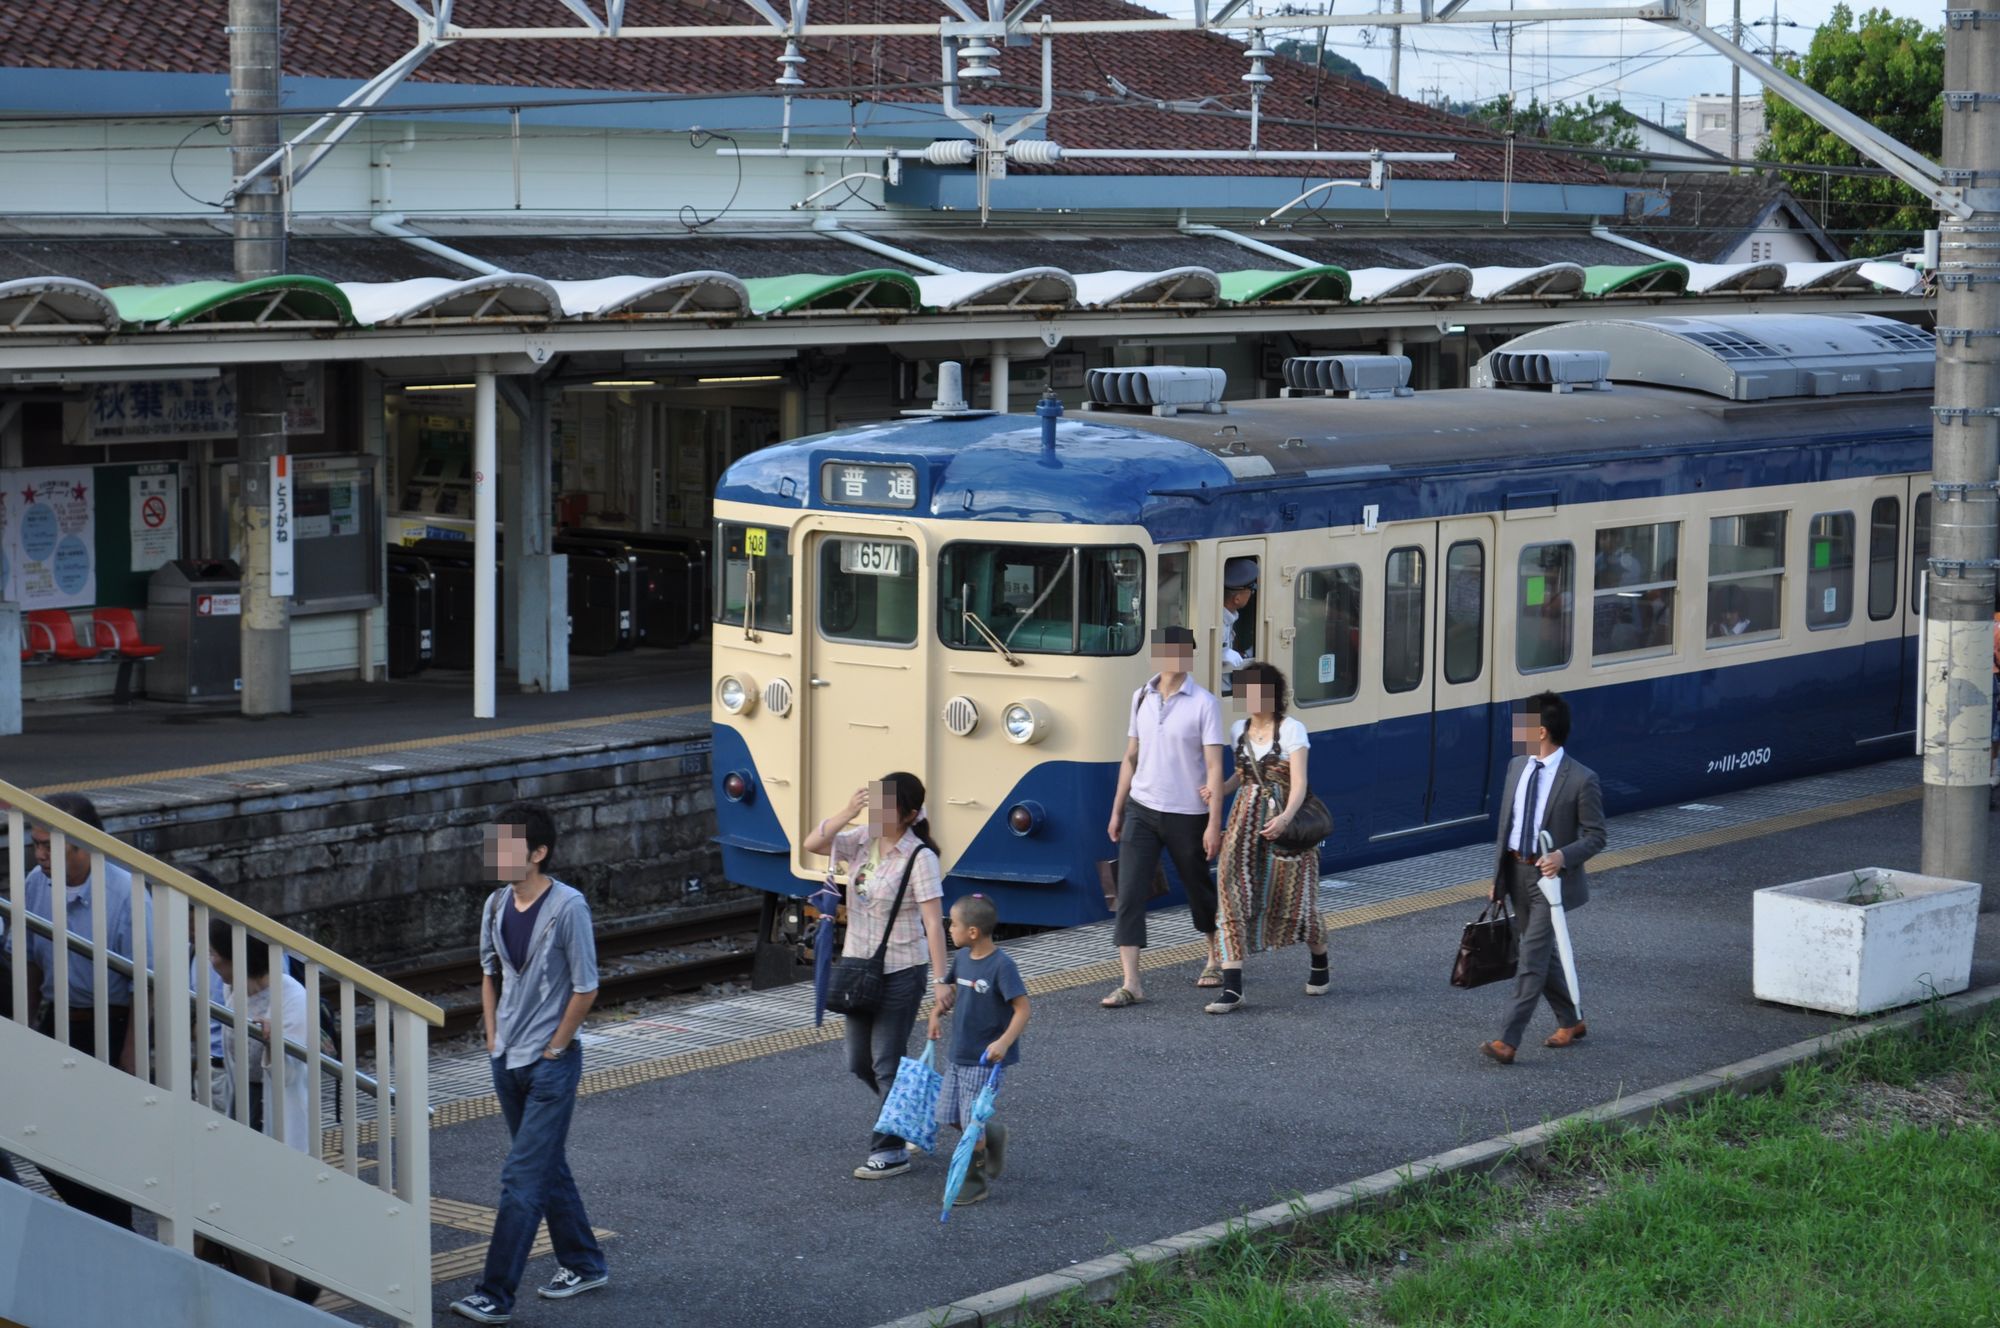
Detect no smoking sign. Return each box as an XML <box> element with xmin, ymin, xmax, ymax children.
<box><xmin>141</xmin><ymin>495</ymin><xmax>168</xmax><ymax>528</ymax></box>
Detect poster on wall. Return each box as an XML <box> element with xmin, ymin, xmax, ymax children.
<box><xmin>128</xmin><ymin>468</ymin><xmax>179</xmax><ymax>572</ymax></box>
<box><xmin>2</xmin><ymin>468</ymin><xmax>96</xmax><ymax>608</ymax></box>
<box><xmin>83</xmin><ymin>366</ymin><xmax>322</xmax><ymax>444</ymax></box>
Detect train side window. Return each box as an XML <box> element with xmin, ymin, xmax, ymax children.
<box><xmin>716</xmin><ymin>521</ymin><xmax>794</xmax><ymax>634</ymax></box>
<box><xmin>1515</xmin><ymin>543</ymin><xmax>1574</xmax><ymax>674</ymax></box>
<box><xmin>1443</xmin><ymin>540</ymin><xmax>1484</xmax><ymax>685</ymax></box>
<box><xmin>1806</xmin><ymin>512</ymin><xmax>1856</xmax><ymax>630</ymax></box>
<box><xmin>1707</xmin><ymin>511</ymin><xmax>1787</xmax><ymax>646</ymax></box>
<box><xmin>1912</xmin><ymin>493</ymin><xmax>1933</xmax><ymax>609</ymax></box>
<box><xmin>1591</xmin><ymin>521</ymin><xmax>1678</xmax><ymax>661</ymax></box>
<box><xmin>1294</xmin><ymin>564</ymin><xmax>1362</xmax><ymax>705</ymax></box>
<box><xmin>1867</xmin><ymin>497</ymin><xmax>1900</xmax><ymax>621</ymax></box>
<box><xmin>818</xmin><ymin>535</ymin><xmax>919</xmax><ymax>646</ymax></box>
<box><xmin>1383</xmin><ymin>546</ymin><xmax>1426</xmax><ymax>694</ymax></box>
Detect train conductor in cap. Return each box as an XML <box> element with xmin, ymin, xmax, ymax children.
<box><xmin>1220</xmin><ymin>558</ymin><xmax>1258</xmax><ymax>692</ymax></box>
<box><xmin>1481</xmin><ymin>691</ymin><xmax>1605</xmax><ymax>1065</ymax></box>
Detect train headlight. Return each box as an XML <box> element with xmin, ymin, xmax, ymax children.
<box><xmin>1002</xmin><ymin>699</ymin><xmax>1050</xmax><ymax>745</ymax></box>
<box><xmin>1007</xmin><ymin>801</ymin><xmax>1045</xmax><ymax>836</ymax></box>
<box><xmin>717</xmin><ymin>673</ymin><xmax>759</xmax><ymax>716</ymax></box>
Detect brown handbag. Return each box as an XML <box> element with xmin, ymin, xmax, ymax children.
<box><xmin>1098</xmin><ymin>859</ymin><xmax>1171</xmax><ymax>910</ymax></box>
<box><xmin>1449</xmin><ymin>898</ymin><xmax>1518</xmax><ymax>989</ymax></box>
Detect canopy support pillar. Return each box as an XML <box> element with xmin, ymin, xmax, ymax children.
<box><xmin>989</xmin><ymin>343</ymin><xmax>1010</xmax><ymax>412</ymax></box>
<box><xmin>500</xmin><ymin>376</ymin><xmax>568</xmax><ymax>696</ymax></box>
<box><xmin>473</xmin><ymin>367</ymin><xmax>499</xmax><ymax>719</ymax></box>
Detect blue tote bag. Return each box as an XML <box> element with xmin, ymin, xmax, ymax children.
<box><xmin>873</xmin><ymin>1040</ymin><xmax>943</xmax><ymax>1154</ymax></box>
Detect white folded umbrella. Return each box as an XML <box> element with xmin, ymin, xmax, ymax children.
<box><xmin>1536</xmin><ymin>830</ymin><xmax>1583</xmax><ymax>1021</ymax></box>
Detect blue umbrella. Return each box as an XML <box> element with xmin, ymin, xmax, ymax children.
<box><xmin>940</xmin><ymin>1059</ymin><xmax>1005</xmax><ymax>1221</ymax></box>
<box><xmin>810</xmin><ymin>874</ymin><xmax>841</xmax><ymax>1028</ymax></box>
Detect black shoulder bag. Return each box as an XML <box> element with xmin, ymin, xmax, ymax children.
<box><xmin>1240</xmin><ymin>733</ymin><xmax>1332</xmax><ymax>854</ymax></box>
<box><xmin>824</xmin><ymin>846</ymin><xmax>926</xmax><ymax>1016</ymax></box>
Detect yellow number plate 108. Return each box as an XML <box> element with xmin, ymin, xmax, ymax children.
<box><xmin>840</xmin><ymin>540</ymin><xmax>905</xmax><ymax>576</ymax></box>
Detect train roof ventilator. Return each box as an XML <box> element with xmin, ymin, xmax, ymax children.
<box><xmin>1474</xmin><ymin>314</ymin><xmax>1935</xmax><ymax>402</ymax></box>
<box><xmin>1082</xmin><ymin>366</ymin><xmax>1227</xmax><ymax>417</ymax></box>
<box><xmin>1482</xmin><ymin>349</ymin><xmax>1613</xmax><ymax>395</ymax></box>
<box><xmin>1280</xmin><ymin>354</ymin><xmax>1415</xmax><ymax>399</ymax></box>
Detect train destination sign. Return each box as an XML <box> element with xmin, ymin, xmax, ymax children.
<box><xmin>822</xmin><ymin>460</ymin><xmax>917</xmax><ymax>509</ymax></box>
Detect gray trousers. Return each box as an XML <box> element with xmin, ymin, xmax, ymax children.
<box><xmin>1500</xmin><ymin>860</ymin><xmax>1581</xmax><ymax>1048</ymax></box>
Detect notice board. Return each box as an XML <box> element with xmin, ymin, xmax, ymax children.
<box><xmin>0</xmin><ymin>461</ymin><xmax>180</xmax><ymax>609</ymax></box>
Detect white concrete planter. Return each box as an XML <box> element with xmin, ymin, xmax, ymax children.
<box><xmin>1753</xmin><ymin>867</ymin><xmax>1980</xmax><ymax>1016</ymax></box>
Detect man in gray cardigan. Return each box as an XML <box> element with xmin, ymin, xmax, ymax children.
<box><xmin>1482</xmin><ymin>691</ymin><xmax>1607</xmax><ymax>1065</ymax></box>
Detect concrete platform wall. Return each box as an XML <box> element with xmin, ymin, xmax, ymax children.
<box><xmin>98</xmin><ymin>738</ymin><xmax>732</xmax><ymax>969</ymax></box>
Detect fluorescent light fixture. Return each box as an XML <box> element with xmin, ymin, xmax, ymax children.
<box><xmin>697</xmin><ymin>374</ymin><xmax>784</xmax><ymax>384</ymax></box>
<box><xmin>631</xmin><ymin>348</ymin><xmax>801</xmax><ymax>367</ymax></box>
<box><xmin>1114</xmin><ymin>336</ymin><xmax>1239</xmax><ymax>348</ymax></box>
<box><xmin>8</xmin><ymin>367</ymin><xmax>222</xmax><ymax>385</ymax></box>
<box><xmin>401</xmin><ymin>382</ymin><xmax>476</xmax><ymax>392</ymax></box>
<box><xmin>590</xmin><ymin>380</ymin><xmax>656</xmax><ymax>388</ymax></box>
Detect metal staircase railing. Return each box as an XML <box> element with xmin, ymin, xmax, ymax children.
<box><xmin>1</xmin><ymin>778</ymin><xmax>443</xmax><ymax>1327</ymax></box>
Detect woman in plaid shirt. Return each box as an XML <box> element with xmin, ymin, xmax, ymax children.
<box><xmin>803</xmin><ymin>771</ymin><xmax>954</xmax><ymax>1180</ymax></box>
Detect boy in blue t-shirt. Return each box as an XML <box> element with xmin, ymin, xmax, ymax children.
<box><xmin>926</xmin><ymin>894</ymin><xmax>1030</xmax><ymax>1208</ymax></box>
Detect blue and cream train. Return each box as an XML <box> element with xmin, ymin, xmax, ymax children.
<box><xmin>709</xmin><ymin>313</ymin><xmax>1936</xmax><ymax>953</ymax></box>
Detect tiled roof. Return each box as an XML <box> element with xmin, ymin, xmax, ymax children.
<box><xmin>0</xmin><ymin>0</ymin><xmax>1601</xmax><ymax>184</ymax></box>
<box><xmin>1615</xmin><ymin>171</ymin><xmax>1844</xmax><ymax>263</ymax></box>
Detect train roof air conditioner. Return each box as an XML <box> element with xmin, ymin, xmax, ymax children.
<box><xmin>1082</xmin><ymin>366</ymin><xmax>1227</xmax><ymax>417</ymax></box>
<box><xmin>1280</xmin><ymin>354</ymin><xmax>1413</xmax><ymax>399</ymax></box>
<box><xmin>1484</xmin><ymin>349</ymin><xmax>1613</xmax><ymax>394</ymax></box>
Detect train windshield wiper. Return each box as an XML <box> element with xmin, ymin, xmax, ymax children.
<box><xmin>961</xmin><ymin>597</ymin><xmax>1023</xmax><ymax>667</ymax></box>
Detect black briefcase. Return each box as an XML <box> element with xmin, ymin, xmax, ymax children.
<box><xmin>1450</xmin><ymin>899</ymin><xmax>1518</xmax><ymax>989</ymax></box>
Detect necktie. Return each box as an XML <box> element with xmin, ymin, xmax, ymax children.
<box><xmin>1517</xmin><ymin>760</ymin><xmax>1543</xmax><ymax>858</ymax></box>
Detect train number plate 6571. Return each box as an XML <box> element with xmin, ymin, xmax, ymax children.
<box><xmin>840</xmin><ymin>539</ymin><xmax>906</xmax><ymax>576</ymax></box>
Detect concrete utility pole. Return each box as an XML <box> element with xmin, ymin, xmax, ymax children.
<box><xmin>230</xmin><ymin>0</ymin><xmax>291</xmax><ymax>714</ymax></box>
<box><xmin>1925</xmin><ymin>11</ymin><xmax>1999</xmax><ymax>903</ymax></box>
<box><xmin>1729</xmin><ymin>0</ymin><xmax>1742</xmax><ymax>168</ymax></box>
<box><xmin>1389</xmin><ymin>0</ymin><xmax>1403</xmax><ymax>96</ymax></box>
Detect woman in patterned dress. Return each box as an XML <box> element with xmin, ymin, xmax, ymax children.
<box><xmin>1204</xmin><ymin>661</ymin><xmax>1329</xmax><ymax>1013</ymax></box>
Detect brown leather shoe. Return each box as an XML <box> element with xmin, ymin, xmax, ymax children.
<box><xmin>1544</xmin><ymin>1022</ymin><xmax>1588</xmax><ymax>1048</ymax></box>
<box><xmin>1480</xmin><ymin>1040</ymin><xmax>1516</xmax><ymax>1065</ymax></box>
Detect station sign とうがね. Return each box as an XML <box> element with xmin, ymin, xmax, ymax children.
<box><xmin>270</xmin><ymin>455</ymin><xmax>294</xmax><ymax>597</ymax></box>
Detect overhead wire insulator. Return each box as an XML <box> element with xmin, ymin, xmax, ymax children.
<box><xmin>1006</xmin><ymin>140</ymin><xmax>1065</xmax><ymax>165</ymax></box>
<box><xmin>957</xmin><ymin>38</ymin><xmax>1003</xmax><ymax>80</ymax></box>
<box><xmin>775</xmin><ymin>40</ymin><xmax>806</xmax><ymax>88</ymax></box>
<box><xmin>921</xmin><ymin>139</ymin><xmax>980</xmax><ymax>165</ymax></box>
<box><xmin>1242</xmin><ymin>38</ymin><xmax>1276</xmax><ymax>85</ymax></box>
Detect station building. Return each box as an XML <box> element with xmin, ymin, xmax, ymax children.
<box><xmin>0</xmin><ymin>0</ymin><xmax>1929</xmax><ymax>712</ymax></box>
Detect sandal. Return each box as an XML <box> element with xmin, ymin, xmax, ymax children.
<box><xmin>1195</xmin><ymin>965</ymin><xmax>1224</xmax><ymax>988</ymax></box>
<box><xmin>1100</xmin><ymin>986</ymin><xmax>1143</xmax><ymax>1008</ymax></box>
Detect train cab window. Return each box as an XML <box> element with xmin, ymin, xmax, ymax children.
<box><xmin>819</xmin><ymin>535</ymin><xmax>919</xmax><ymax>646</ymax></box>
<box><xmin>1592</xmin><ymin>522</ymin><xmax>1678</xmax><ymax>662</ymax></box>
<box><xmin>1806</xmin><ymin>512</ymin><xmax>1857</xmax><ymax>630</ymax></box>
<box><xmin>1293</xmin><ymin>564</ymin><xmax>1362</xmax><ymax>705</ymax></box>
<box><xmin>1912</xmin><ymin>493</ymin><xmax>1933</xmax><ymax>609</ymax></box>
<box><xmin>1515</xmin><ymin>543</ymin><xmax>1575</xmax><ymax>674</ymax></box>
<box><xmin>1443</xmin><ymin>541</ymin><xmax>1484</xmax><ymax>684</ymax></box>
<box><xmin>1707</xmin><ymin>511</ymin><xmax>1787</xmax><ymax>645</ymax></box>
<box><xmin>1868</xmin><ymin>497</ymin><xmax>1900</xmax><ymax>621</ymax></box>
<box><xmin>1157</xmin><ymin>549</ymin><xmax>1190</xmax><ymax>631</ymax></box>
<box><xmin>937</xmin><ymin>543</ymin><xmax>1144</xmax><ymax>655</ymax></box>
<box><xmin>1383</xmin><ymin>546</ymin><xmax>1426</xmax><ymax>694</ymax></box>
<box><xmin>716</xmin><ymin>521</ymin><xmax>794</xmax><ymax>634</ymax></box>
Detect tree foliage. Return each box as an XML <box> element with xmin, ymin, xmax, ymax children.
<box><xmin>1763</xmin><ymin>4</ymin><xmax>1943</xmax><ymax>256</ymax></box>
<box><xmin>1457</xmin><ymin>94</ymin><xmax>1645</xmax><ymax>172</ymax></box>
<box><xmin>1271</xmin><ymin>37</ymin><xmax>1386</xmax><ymax>91</ymax></box>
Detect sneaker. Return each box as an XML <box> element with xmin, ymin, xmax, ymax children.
<box><xmin>983</xmin><ymin>1122</ymin><xmax>1008</xmax><ymax>1180</ymax></box>
<box><xmin>449</xmin><ymin>1293</ymin><xmax>511</xmax><ymax>1324</ymax></box>
<box><xmin>538</xmin><ymin>1267</ymin><xmax>609</xmax><ymax>1300</ymax></box>
<box><xmin>852</xmin><ymin>1153</ymin><xmax>911</xmax><ymax>1180</ymax></box>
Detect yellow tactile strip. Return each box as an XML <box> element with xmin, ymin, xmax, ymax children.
<box><xmin>313</xmin><ymin>1198</ymin><xmax>618</xmax><ymax>1311</ymax></box>
<box><xmin>28</xmin><ymin>703</ymin><xmax>709</xmax><ymax>796</ymax></box>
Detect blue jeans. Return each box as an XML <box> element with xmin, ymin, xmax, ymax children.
<box><xmin>478</xmin><ymin>1044</ymin><xmax>606</xmax><ymax>1311</ymax></box>
<box><xmin>843</xmin><ymin>963</ymin><xmax>927</xmax><ymax>1153</ymax></box>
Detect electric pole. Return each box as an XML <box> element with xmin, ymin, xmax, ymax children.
<box><xmin>1390</xmin><ymin>0</ymin><xmax>1403</xmax><ymax>96</ymax></box>
<box><xmin>1729</xmin><ymin>0</ymin><xmax>1742</xmax><ymax>168</ymax></box>
<box><xmin>1925</xmin><ymin>9</ymin><xmax>1999</xmax><ymax>903</ymax></box>
<box><xmin>229</xmin><ymin>0</ymin><xmax>292</xmax><ymax>715</ymax></box>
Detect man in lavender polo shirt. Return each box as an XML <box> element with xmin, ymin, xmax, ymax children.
<box><xmin>1101</xmin><ymin>626</ymin><xmax>1226</xmax><ymax>1008</ymax></box>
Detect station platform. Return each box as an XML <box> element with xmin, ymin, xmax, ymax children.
<box><xmin>396</xmin><ymin>755</ymin><xmax>2000</xmax><ymax>1328</ymax></box>
<box><xmin>7</xmin><ymin>649</ymin><xmax>710</xmax><ymax>815</ymax></box>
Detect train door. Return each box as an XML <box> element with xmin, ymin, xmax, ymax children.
<box><xmin>1211</xmin><ymin>537</ymin><xmax>1267</xmax><ymax>697</ymax></box>
<box><xmin>1858</xmin><ymin>478</ymin><xmax>1915</xmax><ymax>744</ymax></box>
<box><xmin>798</xmin><ymin>516</ymin><xmax>932</xmax><ymax>872</ymax></box>
<box><xmin>1367</xmin><ymin>517</ymin><xmax>1496</xmax><ymax>843</ymax></box>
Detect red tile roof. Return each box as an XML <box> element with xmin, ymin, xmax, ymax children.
<box><xmin>0</xmin><ymin>0</ymin><xmax>1600</xmax><ymax>183</ymax></box>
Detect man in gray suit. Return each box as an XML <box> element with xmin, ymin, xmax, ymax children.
<box><xmin>1482</xmin><ymin>690</ymin><xmax>1606</xmax><ymax>1065</ymax></box>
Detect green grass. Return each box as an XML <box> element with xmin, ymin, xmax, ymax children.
<box><xmin>1024</xmin><ymin>1008</ymin><xmax>2000</xmax><ymax>1328</ymax></box>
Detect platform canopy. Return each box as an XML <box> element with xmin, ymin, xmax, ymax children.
<box><xmin>106</xmin><ymin>277</ymin><xmax>353</xmax><ymax>328</ymax></box>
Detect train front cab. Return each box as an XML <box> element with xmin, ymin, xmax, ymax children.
<box><xmin>712</xmin><ymin>498</ymin><xmax>1163</xmax><ymax>976</ymax></box>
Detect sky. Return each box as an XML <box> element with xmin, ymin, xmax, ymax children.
<box><xmin>1131</xmin><ymin>0</ymin><xmax>1944</xmax><ymax>124</ymax></box>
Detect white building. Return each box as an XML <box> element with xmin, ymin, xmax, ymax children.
<box><xmin>1687</xmin><ymin>94</ymin><xmax>1768</xmax><ymax>158</ymax></box>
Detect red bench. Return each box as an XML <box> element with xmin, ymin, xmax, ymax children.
<box><xmin>22</xmin><ymin>607</ymin><xmax>162</xmax><ymax>703</ymax></box>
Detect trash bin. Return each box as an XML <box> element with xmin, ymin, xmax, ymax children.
<box><xmin>385</xmin><ymin>546</ymin><xmax>436</xmax><ymax>678</ymax></box>
<box><xmin>146</xmin><ymin>559</ymin><xmax>243</xmax><ymax>701</ymax></box>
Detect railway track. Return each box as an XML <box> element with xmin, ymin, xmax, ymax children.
<box><xmin>396</xmin><ymin>901</ymin><xmax>763</xmax><ymax>1037</ymax></box>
